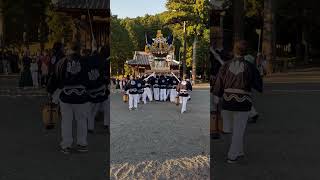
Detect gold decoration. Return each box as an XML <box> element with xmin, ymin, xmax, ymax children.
<box><xmin>145</xmin><ymin>30</ymin><xmax>174</xmax><ymax>57</ymax></box>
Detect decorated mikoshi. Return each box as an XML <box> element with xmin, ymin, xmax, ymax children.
<box><xmin>145</xmin><ymin>30</ymin><xmax>178</xmax><ymax>73</ymax></box>
<box><xmin>122</xmin><ymin>30</ymin><xmax>191</xmax><ymax>114</ymax></box>
<box><xmin>126</xmin><ymin>30</ymin><xmax>180</xmax><ymax>75</ymax></box>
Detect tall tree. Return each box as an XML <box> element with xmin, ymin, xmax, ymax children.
<box><xmin>165</xmin><ymin>0</ymin><xmax>209</xmax><ymax>82</ymax></box>
<box><xmin>262</xmin><ymin>0</ymin><xmax>275</xmax><ymax>74</ymax></box>
<box><xmin>111</xmin><ymin>16</ymin><xmax>134</xmax><ymax>76</ymax></box>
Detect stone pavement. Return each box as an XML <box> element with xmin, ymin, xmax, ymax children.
<box><xmin>212</xmin><ymin>82</ymin><xmax>320</xmax><ymax>180</ymax></box>
<box><xmin>110</xmin><ymin>90</ymin><xmax>210</xmax><ymax>178</ymax></box>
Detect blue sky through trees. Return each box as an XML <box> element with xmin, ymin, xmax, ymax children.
<box><xmin>111</xmin><ymin>0</ymin><xmax>167</xmax><ymax>18</ymax></box>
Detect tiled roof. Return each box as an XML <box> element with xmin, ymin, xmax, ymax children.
<box><xmin>53</xmin><ymin>0</ymin><xmax>109</xmax><ymax>10</ymax></box>
<box><xmin>126</xmin><ymin>51</ymin><xmax>150</xmax><ymax>66</ymax></box>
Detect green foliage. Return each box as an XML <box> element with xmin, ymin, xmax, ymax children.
<box><xmin>111</xmin><ymin>16</ymin><xmax>134</xmax><ymax>76</ymax></box>
<box><xmin>111</xmin><ymin>0</ymin><xmax>210</xmax><ymax>78</ymax></box>
<box><xmin>46</xmin><ymin>9</ymin><xmax>74</xmax><ymax>44</ymax></box>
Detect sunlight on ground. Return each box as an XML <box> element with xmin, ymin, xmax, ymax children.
<box><xmin>110</xmin><ymin>155</ymin><xmax>209</xmax><ymax>180</ymax></box>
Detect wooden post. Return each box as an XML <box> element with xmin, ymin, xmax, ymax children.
<box><xmin>182</xmin><ymin>21</ymin><xmax>187</xmax><ymax>79</ymax></box>
<box><xmin>72</xmin><ymin>17</ymin><xmax>81</xmax><ymax>45</ymax></box>
<box><xmin>233</xmin><ymin>0</ymin><xmax>245</xmax><ymax>42</ymax></box>
<box><xmin>0</xmin><ymin>0</ymin><xmax>4</xmax><ymax>49</ymax></box>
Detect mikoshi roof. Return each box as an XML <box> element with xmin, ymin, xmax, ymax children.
<box><xmin>126</xmin><ymin>51</ymin><xmax>179</xmax><ymax>66</ymax></box>
<box><xmin>52</xmin><ymin>0</ymin><xmax>109</xmax><ymax>10</ymax></box>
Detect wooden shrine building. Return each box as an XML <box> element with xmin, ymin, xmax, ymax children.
<box><xmin>52</xmin><ymin>0</ymin><xmax>110</xmax><ymax>49</ymax></box>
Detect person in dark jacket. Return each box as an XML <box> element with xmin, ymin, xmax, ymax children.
<box><xmin>176</xmin><ymin>78</ymin><xmax>192</xmax><ymax>113</ymax></box>
<box><xmin>213</xmin><ymin>40</ymin><xmax>263</xmax><ymax>163</ymax></box>
<box><xmin>159</xmin><ymin>74</ymin><xmax>168</xmax><ymax>101</ymax></box>
<box><xmin>47</xmin><ymin>42</ymin><xmax>65</xmax><ymax>104</ymax></box>
<box><xmin>165</xmin><ymin>74</ymin><xmax>171</xmax><ymax>101</ymax></box>
<box><xmin>125</xmin><ymin>75</ymin><xmax>139</xmax><ymax>110</ymax></box>
<box><xmin>57</xmin><ymin>42</ymin><xmax>90</xmax><ymax>154</ymax></box>
<box><xmin>19</xmin><ymin>50</ymin><xmax>33</xmax><ymax>88</ymax></box>
<box><xmin>152</xmin><ymin>75</ymin><xmax>160</xmax><ymax>101</ymax></box>
<box><xmin>169</xmin><ymin>73</ymin><xmax>179</xmax><ymax>103</ymax></box>
<box><xmin>142</xmin><ymin>73</ymin><xmax>154</xmax><ymax>104</ymax></box>
<box><xmin>86</xmin><ymin>46</ymin><xmax>109</xmax><ymax>133</ymax></box>
<box><xmin>136</xmin><ymin>76</ymin><xmax>144</xmax><ymax>104</ymax></box>
<box><xmin>99</xmin><ymin>46</ymin><xmax>110</xmax><ymax>130</ymax></box>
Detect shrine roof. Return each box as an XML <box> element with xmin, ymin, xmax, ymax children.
<box><xmin>52</xmin><ymin>0</ymin><xmax>109</xmax><ymax>14</ymax></box>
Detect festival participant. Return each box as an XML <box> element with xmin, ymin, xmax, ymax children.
<box><xmin>176</xmin><ymin>78</ymin><xmax>191</xmax><ymax>114</ymax></box>
<box><xmin>56</xmin><ymin>42</ymin><xmax>90</xmax><ymax>154</ymax></box>
<box><xmin>169</xmin><ymin>73</ymin><xmax>179</xmax><ymax>103</ymax></box>
<box><xmin>47</xmin><ymin>42</ymin><xmax>65</xmax><ymax>104</ymax></box>
<box><xmin>244</xmin><ymin>54</ymin><xmax>260</xmax><ymax>123</ymax></box>
<box><xmin>153</xmin><ymin>75</ymin><xmax>160</xmax><ymax>101</ymax></box>
<box><xmin>137</xmin><ymin>76</ymin><xmax>144</xmax><ymax>104</ymax></box>
<box><xmin>213</xmin><ymin>40</ymin><xmax>263</xmax><ymax>163</ymax></box>
<box><xmin>19</xmin><ymin>50</ymin><xmax>33</xmax><ymax>88</ymax></box>
<box><xmin>165</xmin><ymin>74</ymin><xmax>171</xmax><ymax>101</ymax></box>
<box><xmin>159</xmin><ymin>74</ymin><xmax>168</xmax><ymax>101</ymax></box>
<box><xmin>30</xmin><ymin>58</ymin><xmax>39</xmax><ymax>88</ymax></box>
<box><xmin>142</xmin><ymin>73</ymin><xmax>154</xmax><ymax>104</ymax></box>
<box><xmin>86</xmin><ymin>45</ymin><xmax>108</xmax><ymax>133</ymax></box>
<box><xmin>125</xmin><ymin>75</ymin><xmax>139</xmax><ymax>110</ymax></box>
<box><xmin>186</xmin><ymin>78</ymin><xmax>192</xmax><ymax>101</ymax></box>
<box><xmin>100</xmin><ymin>46</ymin><xmax>110</xmax><ymax>130</ymax></box>
<box><xmin>40</xmin><ymin>50</ymin><xmax>50</xmax><ymax>87</ymax></box>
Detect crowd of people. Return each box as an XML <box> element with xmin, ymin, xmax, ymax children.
<box><xmin>45</xmin><ymin>41</ymin><xmax>110</xmax><ymax>154</ymax></box>
<box><xmin>0</xmin><ymin>51</ymin><xmax>20</xmax><ymax>74</ymax></box>
<box><xmin>211</xmin><ymin>40</ymin><xmax>264</xmax><ymax>164</ymax></box>
<box><xmin>113</xmin><ymin>73</ymin><xmax>192</xmax><ymax>114</ymax></box>
<box><xmin>0</xmin><ymin>49</ymin><xmax>54</xmax><ymax>88</ymax></box>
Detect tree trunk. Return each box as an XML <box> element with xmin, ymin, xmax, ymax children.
<box><xmin>192</xmin><ymin>35</ymin><xmax>197</xmax><ymax>84</ymax></box>
<box><xmin>182</xmin><ymin>21</ymin><xmax>187</xmax><ymax>79</ymax></box>
<box><xmin>302</xmin><ymin>9</ymin><xmax>309</xmax><ymax>64</ymax></box>
<box><xmin>233</xmin><ymin>0</ymin><xmax>244</xmax><ymax>42</ymax></box>
<box><xmin>262</xmin><ymin>0</ymin><xmax>275</xmax><ymax>74</ymax></box>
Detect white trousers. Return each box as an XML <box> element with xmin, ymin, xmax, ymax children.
<box><xmin>31</xmin><ymin>72</ymin><xmax>39</xmax><ymax>87</ymax></box>
<box><xmin>60</xmin><ymin>102</ymin><xmax>89</xmax><ymax>148</ymax></box>
<box><xmin>166</xmin><ymin>89</ymin><xmax>170</xmax><ymax>100</ymax></box>
<box><xmin>181</xmin><ymin>96</ymin><xmax>188</xmax><ymax>113</ymax></box>
<box><xmin>137</xmin><ymin>94</ymin><xmax>142</xmax><ymax>103</ymax></box>
<box><xmin>129</xmin><ymin>94</ymin><xmax>139</xmax><ymax>109</ymax></box>
<box><xmin>160</xmin><ymin>89</ymin><xmax>167</xmax><ymax>101</ymax></box>
<box><xmin>248</xmin><ymin>106</ymin><xmax>258</xmax><ymax>118</ymax></box>
<box><xmin>88</xmin><ymin>100</ymin><xmax>108</xmax><ymax>130</ymax></box>
<box><xmin>154</xmin><ymin>88</ymin><xmax>160</xmax><ymax>101</ymax></box>
<box><xmin>170</xmin><ymin>89</ymin><xmax>177</xmax><ymax>102</ymax></box>
<box><xmin>142</xmin><ymin>88</ymin><xmax>153</xmax><ymax>104</ymax></box>
<box><xmin>221</xmin><ymin>110</ymin><xmax>249</xmax><ymax>160</ymax></box>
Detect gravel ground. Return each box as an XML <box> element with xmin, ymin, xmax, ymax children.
<box><xmin>110</xmin><ymin>90</ymin><xmax>210</xmax><ymax>179</ymax></box>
